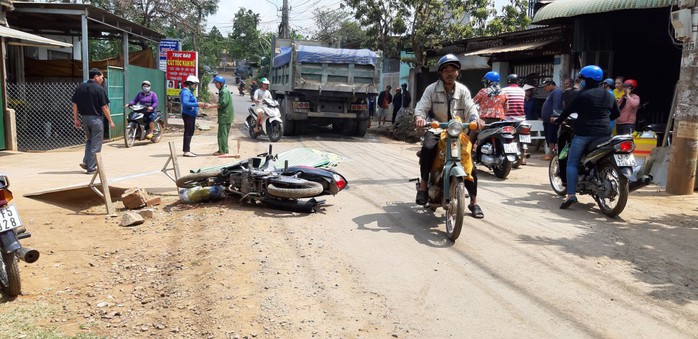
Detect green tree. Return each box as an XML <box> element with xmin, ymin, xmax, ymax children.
<box><xmin>485</xmin><ymin>0</ymin><xmax>532</xmax><ymax>35</ymax></box>
<box><xmin>200</xmin><ymin>26</ymin><xmax>226</xmax><ymax>69</ymax></box>
<box><xmin>340</xmin><ymin>0</ymin><xmax>408</xmax><ymax>58</ymax></box>
<box><xmin>312</xmin><ymin>8</ymin><xmax>370</xmax><ymax>48</ymax></box>
<box><xmin>229</xmin><ymin>8</ymin><xmax>263</xmax><ymax>63</ymax></box>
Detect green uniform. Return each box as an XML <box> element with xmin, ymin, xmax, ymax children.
<box><xmin>217</xmin><ymin>85</ymin><xmax>234</xmax><ymax>153</ymax></box>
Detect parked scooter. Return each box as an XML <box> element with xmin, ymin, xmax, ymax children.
<box><xmin>511</xmin><ymin>120</ymin><xmax>532</xmax><ymax>168</ymax></box>
<box><xmin>548</xmin><ymin>113</ymin><xmax>652</xmax><ymax>217</ymax></box>
<box><xmin>176</xmin><ymin>145</ymin><xmax>348</xmax><ymax>213</ymax></box>
<box><xmin>245</xmin><ymin>98</ymin><xmax>284</xmax><ymax>142</ymax></box>
<box><xmin>473</xmin><ymin>121</ymin><xmax>520</xmax><ymax>179</ymax></box>
<box><xmin>410</xmin><ymin>119</ymin><xmax>478</xmax><ymax>241</ymax></box>
<box><xmin>125</xmin><ymin>104</ymin><xmax>165</xmax><ymax>148</ymax></box>
<box><xmin>0</xmin><ymin>173</ymin><xmax>40</xmax><ymax>297</ymax></box>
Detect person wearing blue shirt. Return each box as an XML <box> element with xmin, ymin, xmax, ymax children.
<box><xmin>540</xmin><ymin>80</ymin><xmax>563</xmax><ymax>160</ymax></box>
<box><xmin>180</xmin><ymin>75</ymin><xmax>209</xmax><ymax>157</ymax></box>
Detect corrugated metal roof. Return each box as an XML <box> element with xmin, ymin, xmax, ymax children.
<box><xmin>532</xmin><ymin>0</ymin><xmax>675</xmax><ymax>23</ymax></box>
<box><xmin>463</xmin><ymin>40</ymin><xmax>556</xmax><ymax>56</ymax></box>
<box><xmin>0</xmin><ymin>25</ymin><xmax>72</xmax><ymax>48</ymax></box>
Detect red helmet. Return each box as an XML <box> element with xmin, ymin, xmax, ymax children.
<box><xmin>623</xmin><ymin>79</ymin><xmax>638</xmax><ymax>89</ymax></box>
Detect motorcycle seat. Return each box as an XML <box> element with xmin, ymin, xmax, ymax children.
<box><xmin>484</xmin><ymin>121</ymin><xmax>515</xmax><ymax>129</ymax></box>
<box><xmin>584</xmin><ymin>135</ymin><xmax>632</xmax><ymax>152</ymax></box>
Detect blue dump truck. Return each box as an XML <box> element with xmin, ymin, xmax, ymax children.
<box><xmin>269</xmin><ymin>43</ymin><xmax>382</xmax><ymax>137</ymax></box>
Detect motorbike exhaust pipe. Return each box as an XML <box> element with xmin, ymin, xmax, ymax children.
<box><xmin>629</xmin><ymin>175</ymin><xmax>653</xmax><ymax>193</ymax></box>
<box><xmin>16</xmin><ymin>247</ymin><xmax>40</xmax><ymax>263</ymax></box>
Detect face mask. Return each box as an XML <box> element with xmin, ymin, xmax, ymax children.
<box><xmin>142</xmin><ymin>86</ymin><xmax>151</xmax><ymax>93</ymax></box>
<box><xmin>579</xmin><ymin>80</ymin><xmax>586</xmax><ymax>89</ymax></box>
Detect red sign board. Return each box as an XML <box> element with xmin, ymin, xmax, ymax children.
<box><xmin>166</xmin><ymin>51</ymin><xmax>198</xmax><ymax>96</ymax></box>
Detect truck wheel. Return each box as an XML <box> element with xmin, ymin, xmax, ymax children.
<box><xmin>356</xmin><ymin>119</ymin><xmax>369</xmax><ymax>137</ymax></box>
<box><xmin>294</xmin><ymin>121</ymin><xmax>306</xmax><ymax>135</ymax></box>
<box><xmin>340</xmin><ymin>120</ymin><xmax>356</xmax><ymax>136</ymax></box>
<box><xmin>280</xmin><ymin>99</ymin><xmax>295</xmax><ymax>136</ymax></box>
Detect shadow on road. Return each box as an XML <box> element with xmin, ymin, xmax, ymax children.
<box><xmin>352</xmin><ymin>201</ymin><xmax>459</xmax><ymax>248</ymax></box>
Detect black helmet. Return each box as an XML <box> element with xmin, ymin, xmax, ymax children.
<box><xmin>507</xmin><ymin>74</ymin><xmax>518</xmax><ymax>84</ymax></box>
<box><xmin>437</xmin><ymin>54</ymin><xmax>461</xmax><ymax>73</ymax></box>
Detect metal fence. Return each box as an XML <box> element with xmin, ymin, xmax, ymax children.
<box><xmin>7</xmin><ymin>82</ymin><xmax>84</xmax><ymax>151</ymax></box>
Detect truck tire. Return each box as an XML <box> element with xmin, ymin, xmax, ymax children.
<box><xmin>340</xmin><ymin>120</ymin><xmax>356</xmax><ymax>136</ymax></box>
<box><xmin>280</xmin><ymin>98</ymin><xmax>295</xmax><ymax>136</ymax></box>
<box><xmin>356</xmin><ymin>118</ymin><xmax>369</xmax><ymax>137</ymax></box>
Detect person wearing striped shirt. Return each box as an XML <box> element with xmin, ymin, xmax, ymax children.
<box><xmin>500</xmin><ymin>74</ymin><xmax>525</xmax><ymax>121</ymax></box>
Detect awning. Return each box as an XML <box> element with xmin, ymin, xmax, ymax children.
<box><xmin>533</xmin><ymin>0</ymin><xmax>675</xmax><ymax>24</ymax></box>
<box><xmin>463</xmin><ymin>40</ymin><xmax>556</xmax><ymax>56</ymax></box>
<box><xmin>0</xmin><ymin>25</ymin><xmax>72</xmax><ymax>48</ymax></box>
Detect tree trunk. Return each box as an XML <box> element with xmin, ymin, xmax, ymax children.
<box><xmin>667</xmin><ymin>10</ymin><xmax>698</xmax><ymax>195</ymax></box>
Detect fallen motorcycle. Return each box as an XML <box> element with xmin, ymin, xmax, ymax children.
<box><xmin>0</xmin><ymin>173</ymin><xmax>40</xmax><ymax>297</ymax></box>
<box><xmin>175</xmin><ymin>145</ymin><xmax>348</xmax><ymax>212</ymax></box>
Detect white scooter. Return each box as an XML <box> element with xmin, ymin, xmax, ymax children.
<box><xmin>245</xmin><ymin>98</ymin><xmax>284</xmax><ymax>142</ymax></box>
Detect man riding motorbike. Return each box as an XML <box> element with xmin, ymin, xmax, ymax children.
<box><xmin>126</xmin><ymin>80</ymin><xmax>158</xmax><ymax>139</ymax></box>
<box><xmin>553</xmin><ymin>65</ymin><xmax>620</xmax><ymax>209</ymax></box>
<box><xmin>414</xmin><ymin>54</ymin><xmax>485</xmax><ymax>218</ymax></box>
<box><xmin>252</xmin><ymin>78</ymin><xmax>273</xmax><ymax>133</ymax></box>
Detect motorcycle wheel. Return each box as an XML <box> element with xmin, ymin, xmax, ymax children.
<box><xmin>548</xmin><ymin>156</ymin><xmax>567</xmax><ymax>196</ymax></box>
<box><xmin>493</xmin><ymin>158</ymin><xmax>512</xmax><ymax>179</ymax></box>
<box><xmin>151</xmin><ymin>121</ymin><xmax>165</xmax><ymax>143</ymax></box>
<box><xmin>247</xmin><ymin>117</ymin><xmax>259</xmax><ymax>139</ymax></box>
<box><xmin>593</xmin><ymin>161</ymin><xmax>629</xmax><ymax>217</ymax></box>
<box><xmin>512</xmin><ymin>143</ymin><xmax>521</xmax><ymax>169</ymax></box>
<box><xmin>0</xmin><ymin>251</ymin><xmax>21</xmax><ymax>297</ymax></box>
<box><xmin>268</xmin><ymin>121</ymin><xmax>283</xmax><ymax>142</ymax></box>
<box><xmin>445</xmin><ymin>177</ymin><xmax>466</xmax><ymax>242</ymax></box>
<box><xmin>125</xmin><ymin>124</ymin><xmax>137</xmax><ymax>148</ymax></box>
<box><xmin>176</xmin><ymin>170</ymin><xmax>223</xmax><ymax>188</ymax></box>
<box><xmin>267</xmin><ymin>180</ymin><xmax>324</xmax><ymax>199</ymax></box>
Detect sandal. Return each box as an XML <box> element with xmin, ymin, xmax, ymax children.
<box><xmin>468</xmin><ymin>204</ymin><xmax>484</xmax><ymax>219</ymax></box>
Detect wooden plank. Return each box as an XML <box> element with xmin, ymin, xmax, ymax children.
<box><xmin>23</xmin><ymin>169</ymin><xmax>161</xmax><ymax>197</ymax></box>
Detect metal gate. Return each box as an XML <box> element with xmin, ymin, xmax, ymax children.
<box><xmin>107</xmin><ymin>66</ymin><xmax>125</xmax><ymax>139</ymax></box>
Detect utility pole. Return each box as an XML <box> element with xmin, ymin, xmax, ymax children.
<box><xmin>280</xmin><ymin>0</ymin><xmax>290</xmax><ymax>39</ymax></box>
<box><xmin>667</xmin><ymin>1</ymin><xmax>698</xmax><ymax>195</ymax></box>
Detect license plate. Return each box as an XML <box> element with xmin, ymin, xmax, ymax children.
<box><xmin>0</xmin><ymin>205</ymin><xmax>22</xmax><ymax>232</ymax></box>
<box><xmin>614</xmin><ymin>154</ymin><xmax>636</xmax><ymax>167</ymax></box>
<box><xmin>519</xmin><ymin>134</ymin><xmax>531</xmax><ymax>143</ymax></box>
<box><xmin>503</xmin><ymin>143</ymin><xmax>518</xmax><ymax>153</ymax></box>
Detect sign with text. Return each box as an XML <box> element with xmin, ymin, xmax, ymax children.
<box><xmin>166</xmin><ymin>51</ymin><xmax>198</xmax><ymax>96</ymax></box>
<box><xmin>159</xmin><ymin>39</ymin><xmax>180</xmax><ymax>72</ymax></box>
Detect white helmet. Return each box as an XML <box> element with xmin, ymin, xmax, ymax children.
<box><xmin>185</xmin><ymin>75</ymin><xmax>200</xmax><ymax>84</ymax></box>
<box><xmin>142</xmin><ymin>80</ymin><xmax>151</xmax><ymax>86</ymax></box>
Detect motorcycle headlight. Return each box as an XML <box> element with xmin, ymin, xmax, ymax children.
<box><xmin>447</xmin><ymin>121</ymin><xmax>463</xmax><ymax>137</ymax></box>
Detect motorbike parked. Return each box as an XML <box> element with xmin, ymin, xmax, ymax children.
<box><xmin>548</xmin><ymin>113</ymin><xmax>652</xmax><ymax>217</ymax></box>
<box><xmin>410</xmin><ymin>119</ymin><xmax>478</xmax><ymax>241</ymax></box>
<box><xmin>473</xmin><ymin>121</ymin><xmax>520</xmax><ymax>179</ymax></box>
<box><xmin>0</xmin><ymin>173</ymin><xmax>40</xmax><ymax>297</ymax></box>
<box><xmin>245</xmin><ymin>98</ymin><xmax>284</xmax><ymax>142</ymax></box>
<box><xmin>125</xmin><ymin>104</ymin><xmax>165</xmax><ymax>148</ymax></box>
<box><xmin>511</xmin><ymin>120</ymin><xmax>532</xmax><ymax>168</ymax></box>
<box><xmin>175</xmin><ymin>145</ymin><xmax>348</xmax><ymax>212</ymax></box>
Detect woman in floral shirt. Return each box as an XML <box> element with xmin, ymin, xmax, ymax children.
<box><xmin>473</xmin><ymin>71</ymin><xmax>507</xmax><ymax>123</ymax></box>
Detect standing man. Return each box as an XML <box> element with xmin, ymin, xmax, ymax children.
<box><xmin>72</xmin><ymin>68</ymin><xmax>114</xmax><ymax>174</ymax></box>
<box><xmin>367</xmin><ymin>93</ymin><xmax>376</xmax><ymax>128</ymax></box>
<box><xmin>541</xmin><ymin>80</ymin><xmax>563</xmax><ymax>160</ymax></box>
<box><xmin>500</xmin><ymin>74</ymin><xmax>525</xmax><ymax>120</ymax></box>
<box><xmin>210</xmin><ymin>75</ymin><xmax>234</xmax><ymax>156</ymax></box>
<box><xmin>376</xmin><ymin>85</ymin><xmax>392</xmax><ymax>128</ymax></box>
<box><xmin>391</xmin><ymin>87</ymin><xmax>402</xmax><ymax>124</ymax></box>
<box><xmin>180</xmin><ymin>75</ymin><xmax>208</xmax><ymax>157</ymax></box>
<box><xmin>414</xmin><ymin>54</ymin><xmax>485</xmax><ymax>218</ymax></box>
<box><xmin>401</xmin><ymin>83</ymin><xmax>412</xmax><ymax>110</ymax></box>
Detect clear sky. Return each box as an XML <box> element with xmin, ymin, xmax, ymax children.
<box><xmin>206</xmin><ymin>0</ymin><xmax>512</xmax><ymax>36</ymax></box>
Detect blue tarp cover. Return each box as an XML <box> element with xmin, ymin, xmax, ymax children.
<box><xmin>273</xmin><ymin>45</ymin><xmax>377</xmax><ymax>68</ymax></box>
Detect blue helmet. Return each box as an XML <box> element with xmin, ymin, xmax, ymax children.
<box><xmin>483</xmin><ymin>71</ymin><xmax>500</xmax><ymax>82</ymax></box>
<box><xmin>437</xmin><ymin>54</ymin><xmax>461</xmax><ymax>72</ymax></box>
<box><xmin>213</xmin><ymin>75</ymin><xmax>226</xmax><ymax>84</ymax></box>
<box><xmin>578</xmin><ymin>65</ymin><xmax>603</xmax><ymax>81</ymax></box>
